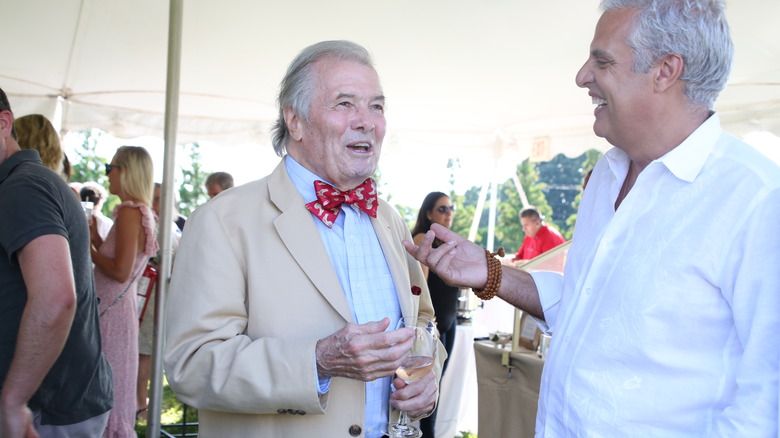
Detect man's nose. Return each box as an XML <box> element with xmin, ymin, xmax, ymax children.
<box><xmin>351</xmin><ymin>106</ymin><xmax>376</xmax><ymax>131</ymax></box>
<box><xmin>575</xmin><ymin>60</ymin><xmax>592</xmax><ymax>88</ymax></box>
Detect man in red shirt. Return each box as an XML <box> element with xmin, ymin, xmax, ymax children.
<box><xmin>512</xmin><ymin>207</ymin><xmax>566</xmax><ymax>262</ymax></box>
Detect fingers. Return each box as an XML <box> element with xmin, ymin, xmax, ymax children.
<box><xmin>403</xmin><ymin>230</ymin><xmax>436</xmax><ymax>263</ymax></box>
<box><xmin>390</xmin><ymin>372</ymin><xmax>437</xmax><ymax>416</ymax></box>
<box><xmin>316</xmin><ymin>320</ymin><xmax>415</xmax><ymax>381</ymax></box>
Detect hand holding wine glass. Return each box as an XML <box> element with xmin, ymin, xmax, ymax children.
<box><xmin>388</xmin><ymin>317</ymin><xmax>437</xmax><ymax>438</ymax></box>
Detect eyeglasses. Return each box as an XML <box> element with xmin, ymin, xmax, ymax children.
<box><xmin>435</xmin><ymin>205</ymin><xmax>456</xmax><ymax>214</ymax></box>
<box><xmin>105</xmin><ymin>163</ymin><xmax>122</xmax><ymax>174</ymax></box>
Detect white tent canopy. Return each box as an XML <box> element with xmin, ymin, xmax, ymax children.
<box><xmin>3</xmin><ymin>0</ymin><xmax>779</xmax><ymax>165</ymax></box>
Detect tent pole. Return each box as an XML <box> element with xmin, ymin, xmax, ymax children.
<box><xmin>148</xmin><ymin>0</ymin><xmax>183</xmax><ymax>436</ymax></box>
<box><xmin>468</xmin><ymin>181</ymin><xmax>490</xmax><ymax>242</ymax></box>
<box><xmin>511</xmin><ymin>172</ymin><xmax>530</xmax><ymax>208</ymax></box>
<box><xmin>487</xmin><ymin>176</ymin><xmax>498</xmax><ymax>252</ymax></box>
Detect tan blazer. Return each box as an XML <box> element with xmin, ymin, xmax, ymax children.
<box><xmin>164</xmin><ymin>160</ymin><xmax>445</xmax><ymax>438</ymax></box>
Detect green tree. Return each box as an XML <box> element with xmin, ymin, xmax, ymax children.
<box><xmin>455</xmin><ymin>158</ymin><xmax>554</xmax><ymax>252</ymax></box>
<box><xmin>447</xmin><ymin>158</ymin><xmax>472</xmax><ymax>238</ymax></box>
<box><xmin>178</xmin><ymin>142</ymin><xmax>208</xmax><ymax>216</ymax></box>
<box><xmin>564</xmin><ymin>149</ymin><xmax>603</xmax><ymax>238</ymax></box>
<box><xmin>494</xmin><ymin>159</ymin><xmax>553</xmax><ymax>252</ymax></box>
<box><xmin>70</xmin><ymin>128</ymin><xmax>119</xmax><ymax>216</ymax></box>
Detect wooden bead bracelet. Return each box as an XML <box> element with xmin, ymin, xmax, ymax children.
<box><xmin>472</xmin><ymin>247</ymin><xmax>504</xmax><ymax>300</ymax></box>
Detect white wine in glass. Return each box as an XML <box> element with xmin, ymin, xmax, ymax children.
<box><xmin>388</xmin><ymin>317</ymin><xmax>436</xmax><ymax>438</ymax></box>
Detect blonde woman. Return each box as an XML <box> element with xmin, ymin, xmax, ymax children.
<box><xmin>91</xmin><ymin>146</ymin><xmax>158</xmax><ymax>437</ymax></box>
<box><xmin>13</xmin><ymin>114</ymin><xmax>64</xmax><ymax>175</ymax></box>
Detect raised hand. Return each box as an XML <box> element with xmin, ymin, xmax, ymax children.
<box><xmin>402</xmin><ymin>223</ymin><xmax>488</xmax><ymax>290</ymax></box>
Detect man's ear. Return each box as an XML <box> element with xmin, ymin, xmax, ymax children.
<box><xmin>283</xmin><ymin>107</ymin><xmax>303</xmax><ymax>142</ymax></box>
<box><xmin>0</xmin><ymin>110</ymin><xmax>13</xmax><ymax>138</ymax></box>
<box><xmin>654</xmin><ymin>53</ymin><xmax>684</xmax><ymax>93</ymax></box>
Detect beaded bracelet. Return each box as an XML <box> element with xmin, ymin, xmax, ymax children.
<box><xmin>472</xmin><ymin>247</ymin><xmax>505</xmax><ymax>300</ymax></box>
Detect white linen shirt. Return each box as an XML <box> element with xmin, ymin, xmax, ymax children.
<box><xmin>531</xmin><ymin>114</ymin><xmax>780</xmax><ymax>437</ymax></box>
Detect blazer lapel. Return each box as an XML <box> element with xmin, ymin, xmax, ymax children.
<box><xmin>372</xmin><ymin>208</ymin><xmax>416</xmax><ymax>320</ymax></box>
<box><xmin>268</xmin><ymin>161</ymin><xmax>354</xmax><ymax>323</ymax></box>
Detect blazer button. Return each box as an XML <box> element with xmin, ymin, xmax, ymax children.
<box><xmin>348</xmin><ymin>424</ymin><xmax>362</xmax><ymax>436</ymax></box>
<box><xmin>295</xmin><ymin>410</ymin><xmax>306</xmax><ymax>415</ymax></box>
<box><xmin>277</xmin><ymin>409</ymin><xmax>287</xmax><ymax>415</ymax></box>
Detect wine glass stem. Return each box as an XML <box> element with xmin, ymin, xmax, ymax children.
<box><xmin>398</xmin><ymin>410</ymin><xmax>410</xmax><ymax>427</ymax></box>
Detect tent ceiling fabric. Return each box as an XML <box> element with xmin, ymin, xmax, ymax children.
<box><xmin>2</xmin><ymin>0</ymin><xmax>779</xmax><ymax>162</ymax></box>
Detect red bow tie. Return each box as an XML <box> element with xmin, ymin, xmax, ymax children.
<box><xmin>306</xmin><ymin>179</ymin><xmax>378</xmax><ymax>228</ymax></box>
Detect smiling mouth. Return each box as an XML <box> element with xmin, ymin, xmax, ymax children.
<box><xmin>592</xmin><ymin>97</ymin><xmax>607</xmax><ymax>108</ymax></box>
<box><xmin>347</xmin><ymin>142</ymin><xmax>372</xmax><ymax>152</ymax></box>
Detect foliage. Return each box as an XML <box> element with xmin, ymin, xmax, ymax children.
<box><xmin>457</xmin><ymin>158</ymin><xmax>552</xmax><ymax>252</ymax></box>
<box><xmin>447</xmin><ymin>158</ymin><xmax>473</xmax><ymax>239</ymax></box>
<box><xmin>536</xmin><ymin>153</ymin><xmax>587</xmax><ymax>233</ymax></box>
<box><xmin>443</xmin><ymin>150</ymin><xmax>606</xmax><ymax>250</ymax></box>
<box><xmin>395</xmin><ymin>203</ymin><xmax>418</xmax><ymax>230</ymax></box>
<box><xmin>69</xmin><ymin>128</ymin><xmax>119</xmax><ymax>216</ymax></box>
<box><xmin>177</xmin><ymin>142</ymin><xmax>209</xmax><ymax>216</ymax></box>
<box><xmin>135</xmin><ymin>378</ymin><xmax>198</xmax><ymax>438</ymax></box>
<box><xmin>563</xmin><ymin>149</ymin><xmax>603</xmax><ymax>239</ymax></box>
<box><xmin>495</xmin><ymin>159</ymin><xmax>553</xmax><ymax>252</ymax></box>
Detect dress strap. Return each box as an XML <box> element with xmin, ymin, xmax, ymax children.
<box><xmin>112</xmin><ymin>201</ymin><xmax>160</xmax><ymax>256</ymax></box>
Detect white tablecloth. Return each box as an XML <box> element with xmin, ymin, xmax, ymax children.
<box><xmin>435</xmin><ymin>324</ymin><xmax>479</xmax><ymax>437</ymax></box>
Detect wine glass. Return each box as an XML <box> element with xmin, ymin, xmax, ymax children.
<box><xmin>388</xmin><ymin>317</ymin><xmax>437</xmax><ymax>438</ymax></box>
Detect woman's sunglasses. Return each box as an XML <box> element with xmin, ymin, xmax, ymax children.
<box><xmin>435</xmin><ymin>205</ymin><xmax>456</xmax><ymax>214</ymax></box>
<box><xmin>105</xmin><ymin>163</ymin><xmax>122</xmax><ymax>174</ymax></box>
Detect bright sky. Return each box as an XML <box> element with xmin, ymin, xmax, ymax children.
<box><xmin>62</xmin><ymin>129</ymin><xmax>780</xmax><ymax>210</ymax></box>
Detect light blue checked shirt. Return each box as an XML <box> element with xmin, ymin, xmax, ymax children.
<box><xmin>286</xmin><ymin>156</ymin><xmax>401</xmax><ymax>438</ymax></box>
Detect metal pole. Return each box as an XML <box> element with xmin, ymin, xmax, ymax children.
<box><xmin>148</xmin><ymin>0</ymin><xmax>183</xmax><ymax>436</ymax></box>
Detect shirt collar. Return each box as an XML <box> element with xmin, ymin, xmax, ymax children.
<box><xmin>284</xmin><ymin>154</ymin><xmax>334</xmax><ymax>203</ymax></box>
<box><xmin>603</xmin><ymin>113</ymin><xmax>722</xmax><ymax>183</ymax></box>
<box><xmin>657</xmin><ymin>112</ymin><xmax>722</xmax><ymax>182</ymax></box>
<box><xmin>0</xmin><ymin>149</ymin><xmax>42</xmax><ymax>184</ymax></box>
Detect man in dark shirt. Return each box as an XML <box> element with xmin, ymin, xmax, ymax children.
<box><xmin>0</xmin><ymin>87</ymin><xmax>113</xmax><ymax>437</ymax></box>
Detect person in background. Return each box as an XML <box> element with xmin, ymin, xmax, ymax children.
<box><xmin>69</xmin><ymin>181</ymin><xmax>83</xmax><ymax>198</ymax></box>
<box><xmin>164</xmin><ymin>40</ymin><xmax>445</xmax><ymax>438</ymax></box>
<box><xmin>405</xmin><ymin>0</ymin><xmax>779</xmax><ymax>435</ymax></box>
<box><xmin>0</xmin><ymin>86</ymin><xmax>113</xmax><ymax>438</ymax></box>
<box><xmin>135</xmin><ymin>182</ymin><xmax>181</xmax><ymax>421</ymax></box>
<box><xmin>62</xmin><ymin>153</ymin><xmax>73</xmax><ymax>182</ymax></box>
<box><xmin>13</xmin><ymin>114</ymin><xmax>63</xmax><ymax>176</ymax></box>
<box><xmin>91</xmin><ymin>146</ymin><xmax>158</xmax><ymax>437</ymax></box>
<box><xmin>204</xmin><ymin>171</ymin><xmax>234</xmax><ymax>199</ymax></box>
<box><xmin>410</xmin><ymin>191</ymin><xmax>459</xmax><ymax>438</ymax></box>
<box><xmin>81</xmin><ymin>181</ymin><xmax>114</xmax><ymax>240</ymax></box>
<box><xmin>511</xmin><ymin>207</ymin><xmax>565</xmax><ymax>263</ymax></box>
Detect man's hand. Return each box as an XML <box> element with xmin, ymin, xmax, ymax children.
<box><xmin>390</xmin><ymin>371</ymin><xmax>437</xmax><ymax>419</ymax></box>
<box><xmin>402</xmin><ymin>223</ymin><xmax>489</xmax><ymax>290</ymax></box>
<box><xmin>316</xmin><ymin>318</ymin><xmax>414</xmax><ymax>381</ymax></box>
<box><xmin>0</xmin><ymin>400</ymin><xmax>39</xmax><ymax>438</ymax></box>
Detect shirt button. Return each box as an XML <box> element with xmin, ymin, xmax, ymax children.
<box><xmin>349</xmin><ymin>424</ymin><xmax>362</xmax><ymax>436</ymax></box>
